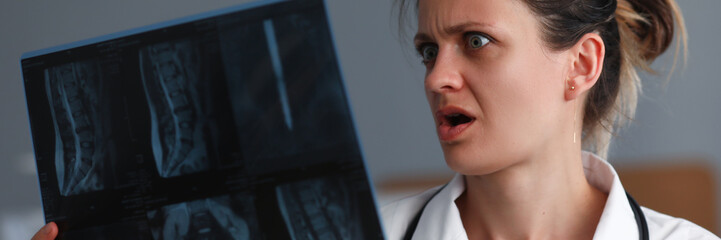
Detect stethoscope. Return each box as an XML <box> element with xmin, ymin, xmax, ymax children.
<box><xmin>403</xmin><ymin>185</ymin><xmax>649</xmax><ymax>240</ymax></box>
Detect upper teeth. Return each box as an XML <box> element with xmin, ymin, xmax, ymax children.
<box><xmin>448</xmin><ymin>113</ymin><xmax>461</xmax><ymax>117</ymax></box>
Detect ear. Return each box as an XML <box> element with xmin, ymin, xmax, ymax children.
<box><xmin>566</xmin><ymin>33</ymin><xmax>605</xmax><ymax>101</ymax></box>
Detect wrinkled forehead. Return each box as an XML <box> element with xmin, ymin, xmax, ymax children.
<box><xmin>416</xmin><ymin>0</ymin><xmax>534</xmax><ymax>36</ymax></box>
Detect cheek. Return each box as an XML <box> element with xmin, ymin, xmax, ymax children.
<box><xmin>471</xmin><ymin>47</ymin><xmax>562</xmax><ymax>138</ymax></box>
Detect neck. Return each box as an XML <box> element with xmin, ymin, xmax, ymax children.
<box><xmin>455</xmin><ymin>149</ymin><xmax>608</xmax><ymax>240</ymax></box>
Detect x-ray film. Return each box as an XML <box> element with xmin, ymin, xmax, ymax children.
<box><xmin>44</xmin><ymin>60</ymin><xmax>113</xmax><ymax>196</ymax></box>
<box><xmin>146</xmin><ymin>194</ymin><xmax>260</xmax><ymax>240</ymax></box>
<box><xmin>276</xmin><ymin>176</ymin><xmax>366</xmax><ymax>239</ymax></box>
<box><xmin>20</xmin><ymin>0</ymin><xmax>384</xmax><ymax>239</ymax></box>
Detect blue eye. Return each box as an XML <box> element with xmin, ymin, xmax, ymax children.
<box><xmin>468</xmin><ymin>34</ymin><xmax>489</xmax><ymax>49</ymax></box>
<box><xmin>421</xmin><ymin>45</ymin><xmax>438</xmax><ymax>62</ymax></box>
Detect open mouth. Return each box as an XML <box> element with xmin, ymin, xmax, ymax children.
<box><xmin>444</xmin><ymin>113</ymin><xmax>473</xmax><ymax>127</ymax></box>
<box><xmin>436</xmin><ymin>107</ymin><xmax>476</xmax><ymax>141</ymax></box>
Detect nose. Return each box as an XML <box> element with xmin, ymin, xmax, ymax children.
<box><xmin>424</xmin><ymin>49</ymin><xmax>464</xmax><ymax>94</ymax></box>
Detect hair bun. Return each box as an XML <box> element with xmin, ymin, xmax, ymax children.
<box><xmin>616</xmin><ymin>0</ymin><xmax>683</xmax><ymax>61</ymax></box>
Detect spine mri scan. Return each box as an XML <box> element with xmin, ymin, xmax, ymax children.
<box><xmin>140</xmin><ymin>41</ymin><xmax>211</xmax><ymax>178</ymax></box>
<box><xmin>45</xmin><ymin>62</ymin><xmax>108</xmax><ymax>196</ymax></box>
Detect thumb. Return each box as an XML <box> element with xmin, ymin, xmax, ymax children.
<box><xmin>31</xmin><ymin>222</ymin><xmax>58</xmax><ymax>240</ymax></box>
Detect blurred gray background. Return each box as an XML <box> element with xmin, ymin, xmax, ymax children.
<box><xmin>0</xmin><ymin>0</ymin><xmax>719</xmax><ymax>239</ymax></box>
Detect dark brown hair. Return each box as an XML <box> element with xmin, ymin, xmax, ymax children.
<box><xmin>396</xmin><ymin>0</ymin><xmax>687</xmax><ymax>157</ymax></box>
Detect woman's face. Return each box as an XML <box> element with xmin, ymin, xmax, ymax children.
<box><xmin>417</xmin><ymin>0</ymin><xmax>572</xmax><ymax>175</ymax></box>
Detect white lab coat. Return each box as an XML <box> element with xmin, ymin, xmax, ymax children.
<box><xmin>381</xmin><ymin>151</ymin><xmax>720</xmax><ymax>240</ymax></box>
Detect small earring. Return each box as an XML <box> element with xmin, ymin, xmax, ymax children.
<box><xmin>567</xmin><ymin>78</ymin><xmax>577</xmax><ymax>143</ymax></box>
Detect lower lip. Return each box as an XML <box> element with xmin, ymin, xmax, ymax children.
<box><xmin>437</xmin><ymin>120</ymin><xmax>474</xmax><ymax>142</ymax></box>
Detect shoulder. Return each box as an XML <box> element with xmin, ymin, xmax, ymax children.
<box><xmin>642</xmin><ymin>207</ymin><xmax>720</xmax><ymax>240</ymax></box>
<box><xmin>380</xmin><ymin>185</ymin><xmax>443</xmax><ymax>240</ymax></box>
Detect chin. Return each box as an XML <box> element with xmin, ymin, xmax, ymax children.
<box><xmin>441</xmin><ymin>143</ymin><xmax>510</xmax><ymax>176</ymax></box>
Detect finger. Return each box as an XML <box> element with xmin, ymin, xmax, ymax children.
<box><xmin>31</xmin><ymin>222</ymin><xmax>58</xmax><ymax>240</ymax></box>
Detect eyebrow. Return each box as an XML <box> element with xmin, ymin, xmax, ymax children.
<box><xmin>413</xmin><ymin>22</ymin><xmax>493</xmax><ymax>44</ymax></box>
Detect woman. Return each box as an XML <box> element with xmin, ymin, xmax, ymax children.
<box><xmin>31</xmin><ymin>0</ymin><xmax>718</xmax><ymax>240</ymax></box>
<box><xmin>382</xmin><ymin>0</ymin><xmax>718</xmax><ymax>239</ymax></box>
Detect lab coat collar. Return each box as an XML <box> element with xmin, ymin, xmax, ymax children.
<box><xmin>413</xmin><ymin>173</ymin><xmax>467</xmax><ymax>240</ymax></box>
<box><xmin>411</xmin><ymin>151</ymin><xmax>640</xmax><ymax>240</ymax></box>
<box><xmin>584</xmin><ymin>151</ymin><xmax>639</xmax><ymax>240</ymax></box>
